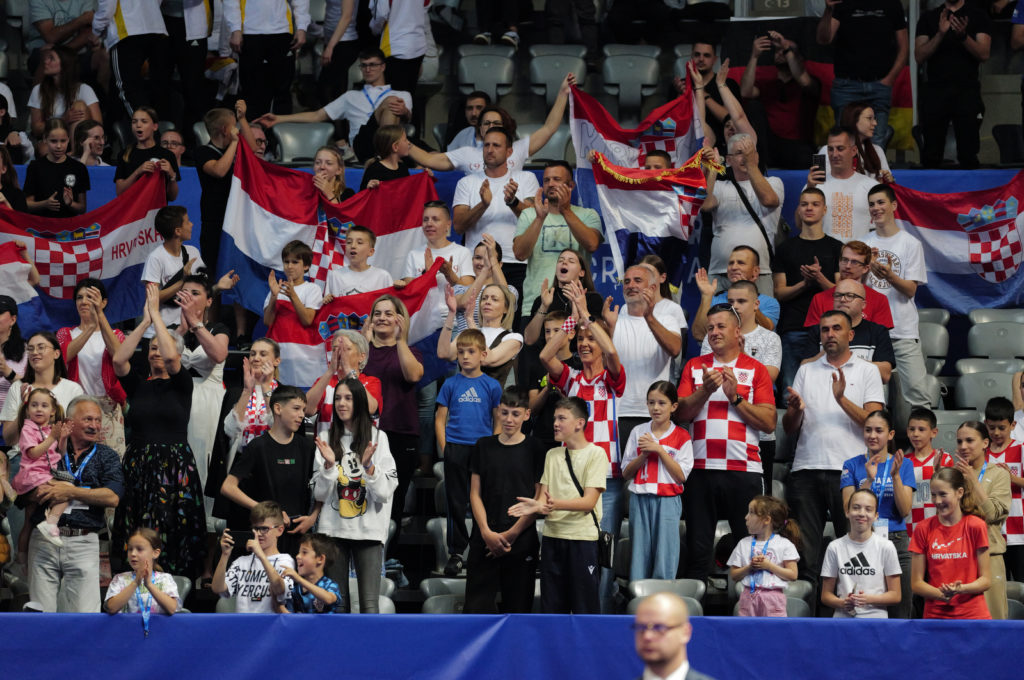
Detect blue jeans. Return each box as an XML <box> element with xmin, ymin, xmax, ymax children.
<box><xmin>629</xmin><ymin>493</ymin><xmax>682</xmax><ymax>581</ymax></box>
<box><xmin>830</xmin><ymin>77</ymin><xmax>893</xmax><ymax>148</ymax></box>
<box><xmin>599</xmin><ymin>476</ymin><xmax>624</xmax><ymax>613</ymax></box>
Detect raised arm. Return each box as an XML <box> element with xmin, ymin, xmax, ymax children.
<box><xmin>528</xmin><ymin>73</ymin><xmax>575</xmax><ymax>156</ymax></box>
<box><xmin>112</xmin><ymin>290</ymin><xmax>153</xmax><ymax>376</ymax></box>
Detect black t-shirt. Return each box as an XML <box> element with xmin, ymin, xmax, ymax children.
<box><xmin>833</xmin><ymin>0</ymin><xmax>907</xmax><ymax>81</ymax></box>
<box><xmin>22</xmin><ymin>156</ymin><xmax>90</xmax><ymax>217</ymax></box>
<box><xmin>359</xmin><ymin>159</ymin><xmax>411</xmax><ymax>190</ymax></box>
<box><xmin>121</xmin><ymin>368</ymin><xmax>194</xmax><ymax>445</ymax></box>
<box><xmin>0</xmin><ymin>183</ymin><xmax>27</xmax><ymax>213</ymax></box>
<box><xmin>229</xmin><ymin>432</ymin><xmax>315</xmax><ymax>522</ymax></box>
<box><xmin>805</xmin><ymin>317</ymin><xmax>896</xmax><ymax>368</ymax></box>
<box><xmin>469</xmin><ymin>434</ymin><xmax>545</xmax><ymax>550</ymax></box>
<box><xmin>114</xmin><ymin>145</ymin><xmax>181</xmax><ymax>183</ymax></box>
<box><xmin>194</xmin><ymin>142</ymin><xmax>232</xmax><ymax>228</ymax></box>
<box><xmin>774</xmin><ymin>234</ymin><xmax>844</xmax><ymax>334</ymax></box>
<box><xmin>523</xmin><ymin>346</ymin><xmax>581</xmax><ymax>443</ymax></box>
<box><xmin>183</xmin><ymin>322</ymin><xmax>231</xmax><ymax>378</ymax></box>
<box><xmin>916</xmin><ymin>4</ymin><xmax>990</xmax><ymax>83</ymax></box>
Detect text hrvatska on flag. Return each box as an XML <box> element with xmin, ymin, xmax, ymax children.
<box><xmin>0</xmin><ymin>171</ymin><xmax>166</xmax><ymax>335</ymax></box>
<box><xmin>892</xmin><ymin>171</ymin><xmax>1024</xmax><ymax>313</ymax></box>
<box><xmin>589</xmin><ymin>151</ymin><xmax>713</xmax><ymax>281</ymax></box>
<box><xmin>266</xmin><ymin>258</ymin><xmax>445</xmax><ymax>387</ymax></box>
<box><xmin>220</xmin><ymin>138</ymin><xmax>438</xmax><ymax>315</ymax></box>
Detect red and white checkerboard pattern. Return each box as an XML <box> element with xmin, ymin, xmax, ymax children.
<box><xmin>553</xmin><ymin>363</ymin><xmax>626</xmax><ymax>478</ymax></box>
<box><xmin>307</xmin><ymin>222</ymin><xmax>344</xmax><ymax>288</ymax></box>
<box><xmin>622</xmin><ymin>422</ymin><xmax>692</xmax><ymax>496</ymax></box>
<box><xmin>989</xmin><ymin>443</ymin><xmax>1024</xmax><ymax>545</ymax></box>
<box><xmin>679</xmin><ymin>354</ymin><xmax>774</xmax><ymax>474</ymax></box>
<box><xmin>968</xmin><ymin>221</ymin><xmax>1022</xmax><ymax>283</ymax></box>
<box><xmin>34</xmin><ymin>238</ymin><xmax>103</xmax><ymax>299</ymax></box>
<box><xmin>907</xmin><ymin>450</ymin><xmax>953</xmax><ymax>540</ymax></box>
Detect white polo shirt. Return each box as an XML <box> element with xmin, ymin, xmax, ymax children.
<box><xmin>453</xmin><ymin>169</ymin><xmax>539</xmax><ymax>264</ymax></box>
<box><xmin>791</xmin><ymin>353</ymin><xmax>884</xmax><ymax>472</ymax></box>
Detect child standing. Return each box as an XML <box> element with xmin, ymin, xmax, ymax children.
<box><xmin>141</xmin><ymin>206</ymin><xmax>205</xmax><ymax>332</ymax></box>
<box><xmin>465</xmin><ymin>388</ymin><xmax>545</xmax><ymax>613</ymax></box>
<box><xmin>524</xmin><ymin>310</ymin><xmax>579</xmax><ymax>451</ymax></box>
<box><xmin>910</xmin><ymin>467</ymin><xmax>992</xmax><ymax>619</ymax></box>
<box><xmin>12</xmin><ymin>388</ymin><xmax>71</xmax><ymax>551</ymax></box>
<box><xmin>509</xmin><ymin>396</ymin><xmax>606</xmax><ymax>614</ymax></box>
<box><xmin>620</xmin><ymin>381</ymin><xmax>693</xmax><ymax>581</ymax></box>
<box><xmin>114</xmin><ymin>106</ymin><xmax>179</xmax><ymax>201</ymax></box>
<box><xmin>906</xmin><ymin>407</ymin><xmax>953</xmax><ymax>541</ymax></box>
<box><xmin>360</xmin><ymin>124</ymin><xmax>413</xmax><ymax>190</ymax></box>
<box><xmin>728</xmin><ymin>495</ymin><xmax>800</xmax><ymax>617</ymax></box>
<box><xmin>435</xmin><ymin>328</ymin><xmax>502</xmax><ymax>576</ymax></box>
<box><xmin>323</xmin><ymin>225</ymin><xmax>394</xmax><ymax>301</ymax></box>
<box><xmin>104</xmin><ymin>528</ymin><xmax>180</xmax><ymax>616</ymax></box>
<box><xmin>23</xmin><ymin>118</ymin><xmax>89</xmax><ymax>217</ymax></box>
<box><xmin>983</xmin><ymin>397</ymin><xmax>1024</xmax><ymax>584</ymax></box>
<box><xmin>263</xmin><ymin>240</ymin><xmax>323</xmax><ymax>328</ymax></box>
<box><xmin>213</xmin><ymin>500</ymin><xmax>296</xmax><ymax>613</ymax></box>
<box><xmin>283</xmin><ymin>533</ymin><xmax>342</xmax><ymax>614</ymax></box>
<box><xmin>821</xmin><ymin>489</ymin><xmax>902</xmax><ymax>618</ymax></box>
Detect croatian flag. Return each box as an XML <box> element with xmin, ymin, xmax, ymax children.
<box><xmin>893</xmin><ymin>171</ymin><xmax>1024</xmax><ymax>313</ymax></box>
<box><xmin>0</xmin><ymin>172</ymin><xmax>166</xmax><ymax>335</ymax></box>
<box><xmin>220</xmin><ymin>139</ymin><xmax>438</xmax><ymax>314</ymax></box>
<box><xmin>267</xmin><ymin>259</ymin><xmax>445</xmax><ymax>387</ymax></box>
<box><xmin>590</xmin><ymin>151</ymin><xmax>710</xmax><ymax>281</ymax></box>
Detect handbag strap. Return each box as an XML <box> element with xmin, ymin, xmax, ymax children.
<box><xmin>728</xmin><ymin>176</ymin><xmax>775</xmax><ymax>259</ymax></box>
<box><xmin>563</xmin><ymin>447</ymin><xmax>601</xmax><ymax>534</ymax></box>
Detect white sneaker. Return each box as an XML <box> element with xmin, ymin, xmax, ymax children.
<box><xmin>37</xmin><ymin>521</ymin><xmax>64</xmax><ymax>547</ymax></box>
<box><xmin>473</xmin><ymin>32</ymin><xmax>492</xmax><ymax>45</ymax></box>
<box><xmin>499</xmin><ymin>31</ymin><xmax>520</xmax><ymax>51</ymax></box>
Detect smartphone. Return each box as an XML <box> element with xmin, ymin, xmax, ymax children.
<box><xmin>228</xmin><ymin>530</ymin><xmax>254</xmax><ymax>546</ymax></box>
<box><xmin>811</xmin><ymin>153</ymin><xmax>826</xmax><ymax>170</ymax></box>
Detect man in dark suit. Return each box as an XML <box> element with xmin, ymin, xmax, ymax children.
<box><xmin>632</xmin><ymin>593</ymin><xmax>718</xmax><ymax>680</ymax></box>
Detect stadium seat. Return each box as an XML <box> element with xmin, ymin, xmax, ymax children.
<box><xmin>530</xmin><ymin>55</ymin><xmax>586</xmax><ymax>107</ymax></box>
<box><xmin>457</xmin><ymin>44</ymin><xmax>515</xmax><ymax>59</ymax></box>
<box><xmin>171</xmin><ymin>575</ymin><xmax>192</xmax><ymax>603</ymax></box>
<box><xmin>0</xmin><ymin>51</ymin><xmax>6</xmax><ymax>79</ymax></box>
<box><xmin>774</xmin><ymin>408</ymin><xmax>795</xmax><ymax>462</ymax></box>
<box><xmin>422</xmin><ymin>593</ymin><xmax>466</xmax><ymax>613</ymax></box>
<box><xmin>672</xmin><ymin>58</ymin><xmax>688</xmax><ymax>81</ymax></box>
<box><xmin>771</xmin><ymin>479</ymin><xmax>785</xmax><ymax>500</ymax></box>
<box><xmin>919</xmin><ymin>322</ymin><xmax>949</xmax><ymax>375</ymax></box>
<box><xmin>786</xmin><ymin>597</ymin><xmax>812</xmax><ymax>617</ymax></box>
<box><xmin>602</xmin><ymin>44</ymin><xmax>662</xmax><ymax>59</ymax></box>
<box><xmin>458</xmin><ymin>55</ymin><xmax>515</xmax><ymax>101</ymax></box>
<box><xmin>273</xmin><ymin>122</ymin><xmax>333</xmax><ymax>164</ymax></box>
<box><xmin>921</xmin><ymin>374</ymin><xmax>944</xmax><ymax>409</ymax></box>
<box><xmin>426</xmin><ymin>515</ymin><xmax>472</xmax><ymax>575</ymax></box>
<box><xmin>193</xmin><ymin>121</ymin><xmax>210</xmax><ymax>146</ymax></box>
<box><xmin>673</xmin><ymin>44</ymin><xmax>691</xmax><ymax>59</ymax></box>
<box><xmin>991</xmin><ymin>124</ymin><xmax>1024</xmax><ymax>165</ymax></box>
<box><xmin>420</xmin><ymin>577</ymin><xmax>467</xmax><ymax>599</ymax></box>
<box><xmin>529</xmin><ymin>44</ymin><xmax>588</xmax><ymax>59</ymax></box>
<box><xmin>1007</xmin><ymin>580</ymin><xmax>1024</xmax><ymax>603</ymax></box>
<box><xmin>968</xmin><ymin>322</ymin><xmax>1024</xmax><ymax>359</ymax></box>
<box><xmin>629</xmin><ymin>592</ymin><xmax>703</xmax><ymax>615</ymax></box>
<box><xmin>968</xmin><ymin>308</ymin><xmax>1024</xmax><ymax>325</ymax></box>
<box><xmin>955</xmin><ymin>358</ymin><xmax>1024</xmax><ymax>375</ymax></box>
<box><xmin>517</xmin><ymin>123</ymin><xmax>571</xmax><ymax>163</ymax></box>
<box><xmin>628</xmin><ymin>578</ymin><xmax>707</xmax><ymax>603</ymax></box>
<box><xmin>215</xmin><ymin>596</ymin><xmax>237</xmax><ymax>612</ymax></box>
<box><xmin>614</xmin><ymin>536</ymin><xmax>632</xmax><ymax>582</ymax></box>
<box><xmin>602</xmin><ymin>55</ymin><xmax>660</xmax><ymax>125</ymax></box>
<box><xmin>933</xmin><ymin>409</ymin><xmax>981</xmax><ymax>452</ymax></box>
<box><xmin>308</xmin><ymin>0</ymin><xmax>326</xmax><ymax>23</ymax></box>
<box><xmin>432</xmin><ymin>122</ymin><xmax>448</xmax><ymax>151</ymax></box>
<box><xmin>918</xmin><ymin>308</ymin><xmax>950</xmax><ymax>326</ymax></box>
<box><xmin>433</xmin><ymin>461</ymin><xmax>445</xmax><ymax>480</ymax></box>
<box><xmin>347</xmin><ymin>576</ymin><xmax>396</xmax><ymax>611</ymax></box>
<box><xmin>955</xmin><ymin>372</ymin><xmax>1010</xmax><ymax>410</ymax></box>
<box><xmin>1008</xmin><ymin>598</ymin><xmax>1024</xmax><ymax>620</ymax></box>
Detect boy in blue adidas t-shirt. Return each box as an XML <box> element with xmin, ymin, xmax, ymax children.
<box><xmin>436</xmin><ymin>328</ymin><xmax>502</xmax><ymax>576</ymax></box>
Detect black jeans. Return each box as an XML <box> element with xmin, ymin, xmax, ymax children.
<box><xmin>682</xmin><ymin>469</ymin><xmax>764</xmax><ymax>582</ymax></box>
<box><xmin>162</xmin><ymin>15</ymin><xmax>210</xmax><ymax>135</ymax></box>
<box><xmin>109</xmin><ymin>33</ymin><xmax>171</xmax><ymax>120</ymax></box>
<box><xmin>239</xmin><ymin>33</ymin><xmax>296</xmax><ymax>117</ymax></box>
<box><xmin>920</xmin><ymin>81</ymin><xmax>983</xmax><ymax>169</ymax></box>
<box><xmin>786</xmin><ymin>469</ymin><xmax>847</xmax><ymax>588</ymax></box>
<box><xmin>465</xmin><ymin>529</ymin><xmax>539</xmax><ymax>613</ymax></box>
<box><xmin>443</xmin><ymin>442</ymin><xmax>474</xmax><ymax>557</ymax></box>
<box><xmin>385</xmin><ymin>430</ymin><xmax>419</xmax><ymax>559</ymax></box>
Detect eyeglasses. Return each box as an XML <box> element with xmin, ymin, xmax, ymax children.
<box><xmin>708</xmin><ymin>302</ymin><xmax>741</xmax><ymax>323</ymax></box>
<box><xmin>253</xmin><ymin>138</ymin><xmax>268</xmax><ymax>147</ymax></box>
<box><xmin>160</xmin><ymin>140</ymin><xmax>183</xmax><ymax>148</ymax></box>
<box><xmin>631</xmin><ymin>622</ymin><xmax>684</xmax><ymax>635</ymax></box>
<box><xmin>839</xmin><ymin>257</ymin><xmax>867</xmax><ymax>267</ymax></box>
<box><xmin>252</xmin><ymin>525</ymin><xmax>281</xmax><ymax>535</ymax></box>
<box><xmin>832</xmin><ymin>292</ymin><xmax>865</xmax><ymax>301</ymax></box>
<box><xmin>359</xmin><ymin>62</ymin><xmax>385</xmax><ymax>69</ymax></box>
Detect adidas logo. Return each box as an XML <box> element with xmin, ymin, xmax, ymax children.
<box><xmin>458</xmin><ymin>386</ymin><xmax>482</xmax><ymax>403</ymax></box>
<box><xmin>839</xmin><ymin>552</ymin><xmax>876</xmax><ymax>576</ymax></box>
<box><xmin>588</xmin><ymin>565</ymin><xmax>596</xmax><ymax>575</ymax></box>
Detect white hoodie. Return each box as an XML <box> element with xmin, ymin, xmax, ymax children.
<box><xmin>314</xmin><ymin>428</ymin><xmax>397</xmax><ymax>543</ymax></box>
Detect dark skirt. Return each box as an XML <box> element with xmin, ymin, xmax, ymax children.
<box><xmin>113</xmin><ymin>440</ymin><xmax>207</xmax><ymax>577</ymax></box>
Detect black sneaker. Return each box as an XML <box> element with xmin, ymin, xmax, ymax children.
<box><xmin>443</xmin><ymin>554</ymin><xmax>464</xmax><ymax>576</ymax></box>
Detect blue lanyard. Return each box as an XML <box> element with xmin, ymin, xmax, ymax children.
<box><xmin>749</xmin><ymin>533</ymin><xmax>774</xmax><ymax>593</ymax></box>
<box><xmin>135</xmin><ymin>587</ymin><xmax>153</xmax><ymax>637</ymax></box>
<box><xmin>978</xmin><ymin>460</ymin><xmax>987</xmax><ymax>482</ymax></box>
<box><xmin>363</xmin><ymin>86</ymin><xmax>392</xmax><ymax>121</ymax></box>
<box><xmin>64</xmin><ymin>445</ymin><xmax>97</xmax><ymax>485</ymax></box>
<box><xmin>871</xmin><ymin>457</ymin><xmax>893</xmax><ymax>497</ymax></box>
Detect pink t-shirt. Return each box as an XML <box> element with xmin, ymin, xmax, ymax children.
<box><xmin>12</xmin><ymin>420</ymin><xmax>60</xmax><ymax>494</ymax></box>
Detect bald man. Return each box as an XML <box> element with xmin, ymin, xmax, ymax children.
<box><xmin>633</xmin><ymin>593</ymin><xmax>717</xmax><ymax>680</ymax></box>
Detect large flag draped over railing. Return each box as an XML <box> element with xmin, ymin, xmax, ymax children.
<box><xmin>590</xmin><ymin>151</ymin><xmax>711</xmax><ymax>281</ymax></box>
<box><xmin>220</xmin><ymin>139</ymin><xmax>438</xmax><ymax>314</ymax></box>
<box><xmin>0</xmin><ymin>172</ymin><xmax>166</xmax><ymax>335</ymax></box>
<box><xmin>892</xmin><ymin>172</ymin><xmax>1024</xmax><ymax>313</ymax></box>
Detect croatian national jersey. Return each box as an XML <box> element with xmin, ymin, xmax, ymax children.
<box><xmin>678</xmin><ymin>353</ymin><xmax>773</xmax><ymax>473</ymax></box>
<box><xmin>907</xmin><ymin>449</ymin><xmax>953</xmax><ymax>540</ymax></box>
<box><xmin>552</xmin><ymin>362</ymin><xmax>627</xmax><ymax>477</ymax></box>
<box><xmin>316</xmin><ymin>373</ymin><xmax>384</xmax><ymax>436</ymax></box>
<box><xmin>621</xmin><ymin>422</ymin><xmax>694</xmax><ymax>496</ymax></box>
<box><xmin>989</xmin><ymin>442</ymin><xmax>1024</xmax><ymax>546</ymax></box>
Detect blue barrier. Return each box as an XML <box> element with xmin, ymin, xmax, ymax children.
<box><xmin>2</xmin><ymin>613</ymin><xmax>1018</xmax><ymax>679</ymax></box>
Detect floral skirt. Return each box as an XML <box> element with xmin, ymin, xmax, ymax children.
<box><xmin>113</xmin><ymin>441</ymin><xmax>207</xmax><ymax>577</ymax></box>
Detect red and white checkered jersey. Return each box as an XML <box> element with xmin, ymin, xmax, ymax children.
<box><xmin>621</xmin><ymin>422</ymin><xmax>694</xmax><ymax>496</ymax></box>
<box><xmin>315</xmin><ymin>373</ymin><xmax>384</xmax><ymax>437</ymax></box>
<box><xmin>678</xmin><ymin>353</ymin><xmax>773</xmax><ymax>473</ymax></box>
<box><xmin>989</xmin><ymin>442</ymin><xmax>1024</xmax><ymax>545</ymax></box>
<box><xmin>552</xmin><ymin>362</ymin><xmax>627</xmax><ymax>478</ymax></box>
<box><xmin>907</xmin><ymin>449</ymin><xmax>953</xmax><ymax>540</ymax></box>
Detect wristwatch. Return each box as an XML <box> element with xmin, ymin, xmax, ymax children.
<box><xmin>193</xmin><ymin>322</ymin><xmax>206</xmax><ymax>330</ymax></box>
<box><xmin>506</xmin><ymin>196</ymin><xmax>520</xmax><ymax>209</ymax></box>
<box><xmin>731</xmin><ymin>395</ymin><xmax>743</xmax><ymax>407</ymax></box>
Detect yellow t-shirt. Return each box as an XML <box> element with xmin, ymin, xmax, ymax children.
<box><xmin>540</xmin><ymin>444</ymin><xmax>607</xmax><ymax>541</ymax></box>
